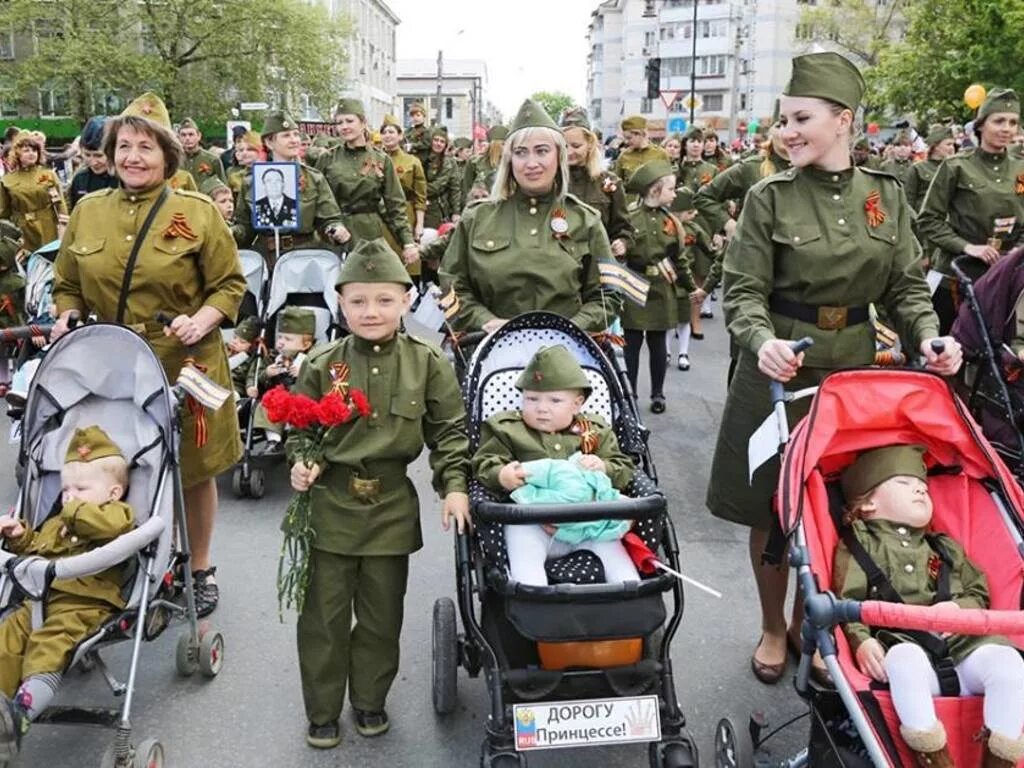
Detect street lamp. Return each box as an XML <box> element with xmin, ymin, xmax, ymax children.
<box><xmin>435</xmin><ymin>29</ymin><xmax>465</xmax><ymax>128</ymax></box>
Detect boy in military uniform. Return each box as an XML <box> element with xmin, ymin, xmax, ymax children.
<box><xmin>473</xmin><ymin>345</ymin><xmax>638</xmax><ymax>586</ymax></box>
<box><xmin>0</xmin><ymin>426</ymin><xmax>134</xmax><ymax>757</ymax></box>
<box><xmin>199</xmin><ymin>177</ymin><xmax>235</xmax><ymax>224</ymax></box>
<box><xmin>255</xmin><ymin>306</ymin><xmax>317</xmax><ymax>449</ymax></box>
<box><xmin>287</xmin><ymin>238</ymin><xmax>469</xmax><ymax>749</ymax></box>
<box><xmin>833</xmin><ymin>444</ymin><xmax>1024</xmax><ymax>768</ymax></box>
<box><xmin>405</xmin><ymin>102</ymin><xmax>430</xmax><ymax>165</ymax></box>
<box><xmin>227</xmin><ymin>316</ymin><xmax>265</xmax><ymax>399</ymax></box>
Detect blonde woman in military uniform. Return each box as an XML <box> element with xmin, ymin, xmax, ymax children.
<box><xmin>0</xmin><ymin>131</ymin><xmax>66</xmax><ymax>253</ymax></box>
<box><xmin>917</xmin><ymin>89</ymin><xmax>1024</xmax><ymax>332</ymax></box>
<box><xmin>465</xmin><ymin>125</ymin><xmax>508</xmax><ymax>201</ymax></box>
<box><xmin>706</xmin><ymin>53</ymin><xmax>960</xmax><ymax>685</ymax></box>
<box><xmin>52</xmin><ymin>92</ymin><xmax>246</xmax><ymax>618</ymax></box>
<box><xmin>379</xmin><ymin>115</ymin><xmax>426</xmax><ymax>275</ymax></box>
<box><xmin>440</xmin><ymin>99</ymin><xmax>621</xmax><ymax>335</ymax></box>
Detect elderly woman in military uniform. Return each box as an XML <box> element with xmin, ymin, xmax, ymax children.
<box><xmin>314</xmin><ymin>99</ymin><xmax>417</xmax><ymax>265</ymax></box>
<box><xmin>440</xmin><ymin>99</ymin><xmax>621</xmax><ymax>335</ymax></box>
<box><xmin>0</xmin><ymin>131</ymin><xmax>66</xmax><ymax>253</ymax></box>
<box><xmin>233</xmin><ymin>110</ymin><xmax>346</xmax><ymax>258</ymax></box>
<box><xmin>51</xmin><ymin>92</ymin><xmax>246</xmax><ymax>618</ymax></box>
<box><xmin>917</xmin><ymin>89</ymin><xmax>1024</xmax><ymax>333</ymax></box>
<box><xmin>706</xmin><ymin>54</ymin><xmax>960</xmax><ymax>685</ymax></box>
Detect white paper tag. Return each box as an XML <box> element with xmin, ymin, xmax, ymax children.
<box><xmin>513</xmin><ymin>695</ymin><xmax>661</xmax><ymax>751</ymax></box>
<box><xmin>748</xmin><ymin>412</ymin><xmax>782</xmax><ymax>483</ymax></box>
<box><xmin>925</xmin><ymin>269</ymin><xmax>944</xmax><ymax>297</ymax></box>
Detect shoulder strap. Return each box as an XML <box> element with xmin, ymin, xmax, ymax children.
<box><xmin>116</xmin><ymin>185</ymin><xmax>170</xmax><ymax>324</ymax></box>
<box><xmin>839</xmin><ymin>525</ymin><xmax>903</xmax><ymax>603</ymax></box>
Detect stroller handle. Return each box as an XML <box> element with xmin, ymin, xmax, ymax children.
<box><xmin>474</xmin><ymin>494</ymin><xmax>666</xmax><ymax>524</ymax></box>
<box><xmin>770</xmin><ymin>336</ymin><xmax>815</xmax><ymax>406</ymax></box>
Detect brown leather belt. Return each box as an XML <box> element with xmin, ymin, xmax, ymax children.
<box><xmin>769</xmin><ymin>295</ymin><xmax>869</xmax><ymax>331</ymax></box>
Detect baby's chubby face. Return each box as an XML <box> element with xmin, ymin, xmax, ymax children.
<box><xmin>521</xmin><ymin>388</ymin><xmax>585</xmax><ymax>434</ymax></box>
<box><xmin>276</xmin><ymin>332</ymin><xmax>312</xmax><ymax>356</ymax></box>
<box><xmin>61</xmin><ymin>462</ymin><xmax>122</xmax><ymax>507</ymax></box>
<box><xmin>860</xmin><ymin>474</ymin><xmax>934</xmax><ymax>529</ymax></box>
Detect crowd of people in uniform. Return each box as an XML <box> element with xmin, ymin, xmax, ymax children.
<box><xmin>0</xmin><ymin>46</ymin><xmax>1024</xmax><ymax>765</ymax></box>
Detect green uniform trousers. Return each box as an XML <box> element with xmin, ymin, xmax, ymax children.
<box><xmin>297</xmin><ymin>549</ymin><xmax>409</xmax><ymax>725</ymax></box>
<box><xmin>0</xmin><ymin>593</ymin><xmax>113</xmax><ymax>696</ymax></box>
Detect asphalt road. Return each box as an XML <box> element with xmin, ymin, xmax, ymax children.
<box><xmin>14</xmin><ymin>310</ymin><xmax>810</xmax><ymax>768</ymax></box>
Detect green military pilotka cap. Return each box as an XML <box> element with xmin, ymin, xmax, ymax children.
<box><xmin>234</xmin><ymin>316</ymin><xmax>259</xmax><ymax>342</ymax></box>
<box><xmin>840</xmin><ymin>444</ymin><xmax>927</xmax><ymax>501</ymax></box>
<box><xmin>262</xmin><ymin>109</ymin><xmax>299</xmax><ymax>137</ymax></box>
<box><xmin>784</xmin><ymin>52</ymin><xmax>865</xmax><ymax>113</ymax></box>
<box><xmin>66</xmin><ymin>426</ymin><xmax>124</xmax><ymax>464</ymax></box>
<box><xmin>380</xmin><ymin>114</ymin><xmax>402</xmax><ymax>131</ymax></box>
<box><xmin>560</xmin><ymin>107</ymin><xmax>591</xmax><ymax>131</ymax></box>
<box><xmin>625</xmin><ymin>159</ymin><xmax>675</xmax><ymax>194</ymax></box>
<box><xmin>925</xmin><ymin>123</ymin><xmax>954</xmax><ymax>147</ymax></box>
<box><xmin>684</xmin><ymin>125</ymin><xmax>704</xmax><ymax>141</ymax></box>
<box><xmin>854</xmin><ymin>137</ymin><xmax>871</xmax><ymax>151</ymax></box>
<box><xmin>671</xmin><ymin>186</ymin><xmax>695</xmax><ymax>212</ymax></box>
<box><xmin>487</xmin><ymin>125</ymin><xmax>509</xmax><ymax>141</ymax></box>
<box><xmin>516</xmin><ymin>345</ymin><xmax>592</xmax><ymax>397</ymax></box>
<box><xmin>453</xmin><ymin>136</ymin><xmax>472</xmax><ymax>149</ymax></box>
<box><xmin>198</xmin><ymin>176</ymin><xmax>230</xmax><ymax>198</ymax></box>
<box><xmin>179</xmin><ymin>117</ymin><xmax>199</xmax><ymax>131</ymax></box>
<box><xmin>430</xmin><ymin>126</ymin><xmax>449</xmax><ymax>141</ymax></box>
<box><xmin>278</xmin><ymin>306</ymin><xmax>317</xmax><ymax>336</ymax></box>
<box><xmin>509</xmin><ymin>98</ymin><xmax>559</xmax><ymax>134</ymax></box>
<box><xmin>335</xmin><ymin>237</ymin><xmax>413</xmax><ymax>288</ymax></box>
<box><xmin>408</xmin><ymin>101</ymin><xmax>426</xmax><ymax>116</ymax></box>
<box><xmin>892</xmin><ymin>129</ymin><xmax>913</xmax><ymax>145</ymax></box>
<box><xmin>621</xmin><ymin>115</ymin><xmax>647</xmax><ymax>132</ymax></box>
<box><xmin>978</xmin><ymin>88</ymin><xmax>1020</xmax><ymax>122</ymax></box>
<box><xmin>122</xmin><ymin>92</ymin><xmax>173</xmax><ymax>130</ymax></box>
<box><xmin>335</xmin><ymin>98</ymin><xmax>366</xmax><ymax>119</ymax></box>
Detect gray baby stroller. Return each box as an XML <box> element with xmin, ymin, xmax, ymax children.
<box><xmin>0</xmin><ymin>323</ymin><xmax>225</xmax><ymax>767</ymax></box>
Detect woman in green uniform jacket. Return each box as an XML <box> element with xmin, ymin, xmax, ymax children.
<box><xmin>878</xmin><ymin>130</ymin><xmax>915</xmax><ymax>186</ymax></box>
<box><xmin>663</xmin><ymin>133</ymin><xmax>683</xmax><ymax>176</ymax></box>
<box><xmin>621</xmin><ymin>160</ymin><xmax>700</xmax><ymax>413</ymax></box>
<box><xmin>233</xmin><ymin>109</ymin><xmax>347</xmax><ymax>260</ymax></box>
<box><xmin>465</xmin><ymin>125</ymin><xmax>507</xmax><ymax>202</ymax></box>
<box><xmin>705</xmin><ymin>53</ymin><xmax>959</xmax><ymax>685</ymax></box>
<box><xmin>677</xmin><ymin>126</ymin><xmax>718</xmax><ymax>192</ymax></box>
<box><xmin>51</xmin><ymin>92</ymin><xmax>247</xmax><ymax>618</ymax></box>
<box><xmin>560</xmin><ymin>108</ymin><xmax>633</xmax><ymax>258</ymax></box>
<box><xmin>380</xmin><ymin>115</ymin><xmax>427</xmax><ymax>278</ymax></box>
<box><xmin>917</xmin><ymin>89</ymin><xmax>1024</xmax><ymax>333</ymax></box>
<box><xmin>314</xmin><ymin>99</ymin><xmax>418</xmax><ymax>266</ymax></box>
<box><xmin>902</xmin><ymin>124</ymin><xmax>955</xmax><ymax>215</ymax></box>
<box><xmin>423</xmin><ymin>128</ymin><xmax>462</xmax><ymax>229</ymax></box>
<box><xmin>0</xmin><ymin>131</ymin><xmax>66</xmax><ymax>253</ymax></box>
<box><xmin>703</xmin><ymin>132</ymin><xmax>733</xmax><ymax>172</ymax></box>
<box><xmin>440</xmin><ymin>99</ymin><xmax>621</xmax><ymax>335</ymax></box>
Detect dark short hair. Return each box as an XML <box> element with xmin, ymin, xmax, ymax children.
<box><xmin>102</xmin><ymin>115</ymin><xmax>183</xmax><ymax>181</ymax></box>
<box><xmin>261</xmin><ymin>167</ymin><xmax>284</xmax><ymax>183</ymax></box>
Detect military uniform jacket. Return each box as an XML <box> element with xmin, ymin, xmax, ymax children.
<box><xmin>234</xmin><ymin>163</ymin><xmax>342</xmax><ymax>249</ymax></box>
<box><xmin>621</xmin><ymin>204</ymin><xmax>696</xmax><ymax>331</ymax></box>
<box><xmin>695</xmin><ymin>151</ymin><xmax>791</xmax><ymax>233</ymax></box>
<box><xmin>917</xmin><ymin>148</ymin><xmax>1024</xmax><ymax>272</ymax></box>
<box><xmin>423</xmin><ymin>154</ymin><xmax>461</xmax><ymax>227</ymax></box>
<box><xmin>232</xmin><ymin>348</ymin><xmax>270</xmax><ymax>396</ymax></box>
<box><xmin>879</xmin><ymin>158</ymin><xmax>913</xmax><ymax>187</ymax></box>
<box><xmin>467</xmin><ymin>155</ymin><xmax>499</xmax><ymax>199</ymax></box>
<box><xmin>833</xmin><ymin>519</ymin><xmax>1005</xmax><ymax>662</ymax></box>
<box><xmin>169</xmin><ymin>169</ymin><xmax>198</xmax><ymax>193</ymax></box>
<box><xmin>8</xmin><ymin>500</ymin><xmax>135</xmax><ymax>609</ymax></box>
<box><xmin>405</xmin><ymin>124</ymin><xmax>431</xmax><ymax>166</ymax></box>
<box><xmin>439</xmin><ymin>192</ymin><xmax>622</xmax><ymax>333</ymax></box>
<box><xmin>314</xmin><ymin>141</ymin><xmax>413</xmax><ymax>248</ymax></box>
<box><xmin>286</xmin><ymin>333</ymin><xmax>469</xmax><ymax>555</ymax></box>
<box><xmin>683</xmin><ymin>217</ymin><xmax>721</xmax><ymax>290</ymax></box>
<box><xmin>705</xmin><ymin>150</ymin><xmax>733</xmax><ymax>173</ymax></box>
<box><xmin>53</xmin><ymin>184</ymin><xmax>246</xmax><ymax>486</ymax></box>
<box><xmin>182</xmin><ymin>148</ymin><xmax>226</xmax><ymax>185</ymax></box>
<box><xmin>675</xmin><ymin>158</ymin><xmax>718</xmax><ymax>193</ymax></box>
<box><xmin>903</xmin><ymin>158</ymin><xmax>941</xmax><ymax>215</ymax></box>
<box><xmin>69</xmin><ymin>168</ymin><xmax>118</xmax><ymax>212</ymax></box>
<box><xmin>613</xmin><ymin>145</ymin><xmax>669</xmax><ymax>186</ymax></box>
<box><xmin>0</xmin><ymin>166</ymin><xmax>66</xmax><ymax>253</ymax></box>
<box><xmin>473</xmin><ymin>412</ymin><xmax>634</xmax><ymax>494</ymax></box>
<box><xmin>567</xmin><ymin>166</ymin><xmax>634</xmax><ymax>247</ymax></box>
<box><xmin>387</xmin><ymin>147</ymin><xmax>427</xmax><ymax>220</ymax></box>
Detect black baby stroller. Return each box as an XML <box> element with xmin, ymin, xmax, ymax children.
<box><xmin>0</xmin><ymin>323</ymin><xmax>225</xmax><ymax>767</ymax></box>
<box><xmin>433</xmin><ymin>311</ymin><xmax>696</xmax><ymax>767</ymax></box>
<box><xmin>232</xmin><ymin>248</ymin><xmax>341</xmax><ymax>498</ymax></box>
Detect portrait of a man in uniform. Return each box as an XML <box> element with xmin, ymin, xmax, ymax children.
<box><xmin>251</xmin><ymin>163</ymin><xmax>299</xmax><ymax>231</ymax></box>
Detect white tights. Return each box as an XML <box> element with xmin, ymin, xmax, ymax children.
<box><xmin>885</xmin><ymin>643</ymin><xmax>1024</xmax><ymax>738</ymax></box>
<box><xmin>676</xmin><ymin>323</ymin><xmax>691</xmax><ymax>356</ymax></box>
<box><xmin>505</xmin><ymin>524</ymin><xmax>640</xmax><ymax>586</ymax></box>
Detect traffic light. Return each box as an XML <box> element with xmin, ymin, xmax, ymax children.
<box><xmin>646</xmin><ymin>57</ymin><xmax>661</xmax><ymax>100</ymax></box>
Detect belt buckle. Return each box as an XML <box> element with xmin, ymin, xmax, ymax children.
<box><xmin>644</xmin><ymin>265</ymin><xmax>660</xmax><ymax>277</ymax></box>
<box><xmin>817</xmin><ymin>305</ymin><xmax>848</xmax><ymax>331</ymax></box>
<box><xmin>348</xmin><ymin>475</ymin><xmax>381</xmax><ymax>502</ymax></box>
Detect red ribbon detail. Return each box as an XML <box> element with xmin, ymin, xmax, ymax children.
<box><xmin>864</xmin><ymin>190</ymin><xmax>886</xmax><ymax>228</ymax></box>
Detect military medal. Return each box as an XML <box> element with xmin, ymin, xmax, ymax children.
<box><xmin>684</xmin><ymin>232</ymin><xmax>696</xmax><ymax>246</ymax></box>
<box><xmin>198</xmin><ymin>162</ymin><xmax>211</xmax><ymax>175</ymax></box>
<box><xmin>864</xmin><ymin>190</ymin><xmax>886</xmax><ymax>228</ymax></box>
<box><xmin>551</xmin><ymin>208</ymin><xmax>569</xmax><ymax>239</ymax></box>
<box><xmin>700</xmin><ymin>172</ymin><xmax>712</xmax><ymax>186</ymax></box>
<box><xmin>927</xmin><ymin>553</ymin><xmax>940</xmax><ymax>585</ymax></box>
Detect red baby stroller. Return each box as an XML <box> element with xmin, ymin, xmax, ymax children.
<box><xmin>716</xmin><ymin>366</ymin><xmax>1024</xmax><ymax>768</ymax></box>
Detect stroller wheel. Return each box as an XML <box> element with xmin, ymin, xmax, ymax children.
<box><xmin>175</xmin><ymin>632</ymin><xmax>199</xmax><ymax>677</ymax></box>
<box><xmin>714</xmin><ymin>717</ymin><xmax>753</xmax><ymax>768</ymax></box>
<box><xmin>431</xmin><ymin>597</ymin><xmax>458</xmax><ymax>714</ymax></box>
<box><xmin>198</xmin><ymin>629</ymin><xmax>225</xmax><ymax>678</ymax></box>
<box><xmin>248</xmin><ymin>468</ymin><xmax>266</xmax><ymax>499</ymax></box>
<box><xmin>133</xmin><ymin>738</ymin><xmax>164</xmax><ymax>768</ymax></box>
<box><xmin>231</xmin><ymin>466</ymin><xmax>248</xmax><ymax>498</ymax></box>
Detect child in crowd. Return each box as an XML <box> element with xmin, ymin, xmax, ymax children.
<box><xmin>473</xmin><ymin>344</ymin><xmax>639</xmax><ymax>586</ymax></box>
<box><xmin>199</xmin><ymin>177</ymin><xmax>235</xmax><ymax>224</ymax></box>
<box><xmin>227</xmin><ymin>316</ymin><xmax>264</xmax><ymax>399</ymax></box>
<box><xmin>0</xmin><ymin>426</ymin><xmax>135</xmax><ymax>757</ymax></box>
<box><xmin>287</xmin><ymin>238</ymin><xmax>469</xmax><ymax>749</ymax></box>
<box><xmin>834</xmin><ymin>444</ymin><xmax>1024</xmax><ymax>768</ymax></box>
<box><xmin>670</xmin><ymin>187</ymin><xmax>721</xmax><ymax>372</ymax></box>
<box><xmin>255</xmin><ymin>306</ymin><xmax>316</xmax><ymax>448</ymax></box>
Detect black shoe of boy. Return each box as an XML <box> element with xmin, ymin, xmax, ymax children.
<box><xmin>192</xmin><ymin>567</ymin><xmax>219</xmax><ymax>618</ymax></box>
<box><xmin>354</xmin><ymin>709</ymin><xmax>390</xmax><ymax>737</ymax></box>
<box><xmin>306</xmin><ymin>721</ymin><xmax>341</xmax><ymax>749</ymax></box>
<box><xmin>650</xmin><ymin>396</ymin><xmax>666</xmax><ymax>414</ymax></box>
<box><xmin>0</xmin><ymin>694</ymin><xmax>27</xmax><ymax>760</ymax></box>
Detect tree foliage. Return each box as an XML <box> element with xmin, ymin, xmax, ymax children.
<box><xmin>529</xmin><ymin>91</ymin><xmax>578</xmax><ymax>122</ymax></box>
<box><xmin>797</xmin><ymin>0</ymin><xmax>911</xmax><ymax>68</ymax></box>
<box><xmin>0</xmin><ymin>0</ymin><xmax>352</xmax><ymax>126</ymax></box>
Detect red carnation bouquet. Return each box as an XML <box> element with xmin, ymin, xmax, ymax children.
<box><xmin>262</xmin><ymin>384</ymin><xmax>372</xmax><ymax>616</ymax></box>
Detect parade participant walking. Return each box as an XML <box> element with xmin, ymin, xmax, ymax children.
<box><xmin>703</xmin><ymin>131</ymin><xmax>733</xmax><ymax>172</ymax></box>
<box><xmin>902</xmin><ymin>124</ymin><xmax>955</xmax><ymax>215</ymax></box>
<box><xmin>706</xmin><ymin>53</ymin><xmax>960</xmax><ymax>685</ymax></box>
<box><xmin>440</xmin><ymin>99</ymin><xmax>621</xmax><ymax>334</ymax></box>
<box><xmin>662</xmin><ymin>132</ymin><xmax>683</xmax><ymax>176</ymax></box>
<box><xmin>51</xmin><ymin>91</ymin><xmax>246</xmax><ymax>618</ymax></box>
<box><xmin>423</xmin><ymin>128</ymin><xmax>461</xmax><ymax>230</ymax></box>
<box><xmin>612</xmin><ymin>115</ymin><xmax>668</xmax><ymax>184</ymax></box>
<box><xmin>315</xmin><ymin>99</ymin><xmax>417</xmax><ymax>264</ymax></box>
<box><xmin>671</xmin><ymin>186</ymin><xmax>720</xmax><ymax>370</ymax></box>
<box><xmin>878</xmin><ymin>130</ymin><xmax>915</xmax><ymax>186</ymax></box>
<box><xmin>917</xmin><ymin>88</ymin><xmax>1024</xmax><ymax>333</ymax></box>
<box><xmin>178</xmin><ymin>118</ymin><xmax>226</xmax><ymax>186</ymax></box>
<box><xmin>0</xmin><ymin>131</ymin><xmax>66</xmax><ymax>253</ymax></box>
<box><xmin>288</xmin><ymin>238</ymin><xmax>469</xmax><ymax>749</ymax></box>
<box><xmin>68</xmin><ymin>117</ymin><xmax>118</xmax><ymax>211</ymax></box>
<box><xmin>233</xmin><ymin>109</ymin><xmax>346</xmax><ymax>258</ymax></box>
<box><xmin>852</xmin><ymin>138</ymin><xmax>880</xmax><ymax>170</ymax></box>
<box><xmin>464</xmin><ymin>125</ymin><xmax>508</xmax><ymax>201</ymax></box>
<box><xmin>621</xmin><ymin>160</ymin><xmax>699</xmax><ymax>412</ymax></box>
<box><xmin>405</xmin><ymin>102</ymin><xmax>431</xmax><ymax>165</ymax></box>
<box><xmin>379</xmin><ymin>114</ymin><xmax>426</xmax><ymax>262</ymax></box>
<box><xmin>677</xmin><ymin>126</ymin><xmax>718</xmax><ymax>192</ymax></box>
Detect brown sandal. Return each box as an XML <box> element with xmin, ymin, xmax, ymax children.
<box><xmin>750</xmin><ymin>635</ymin><xmax>787</xmax><ymax>685</ymax></box>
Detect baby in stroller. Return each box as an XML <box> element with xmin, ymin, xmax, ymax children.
<box><xmin>0</xmin><ymin>425</ymin><xmax>134</xmax><ymax>754</ymax></box>
<box><xmin>228</xmin><ymin>316</ymin><xmax>265</xmax><ymax>400</ymax></box>
<box><xmin>253</xmin><ymin>306</ymin><xmax>316</xmax><ymax>449</ymax></box>
<box><xmin>473</xmin><ymin>344</ymin><xmax>639</xmax><ymax>586</ymax></box>
<box><xmin>834</xmin><ymin>444</ymin><xmax>1024</xmax><ymax>768</ymax></box>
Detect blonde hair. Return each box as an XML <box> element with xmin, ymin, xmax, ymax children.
<box><xmin>64</xmin><ymin>454</ymin><xmax>130</xmax><ymax>495</ymax></box>
<box><xmin>642</xmin><ymin>176</ymin><xmax>674</xmax><ymax>207</ymax></box>
<box><xmin>759</xmin><ymin>138</ymin><xmax>777</xmax><ymax>178</ymax></box>
<box><xmin>6</xmin><ymin>131</ymin><xmax>46</xmax><ymax>171</ymax></box>
<box><xmin>487</xmin><ymin>139</ymin><xmax>504</xmax><ymax>167</ymax></box>
<box><xmin>562</xmin><ymin>126</ymin><xmax>603</xmax><ymax>181</ymax></box>
<box><xmin>491</xmin><ymin>126</ymin><xmax>569</xmax><ymax>201</ymax></box>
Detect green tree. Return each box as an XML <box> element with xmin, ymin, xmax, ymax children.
<box><xmin>797</xmin><ymin>0</ymin><xmax>911</xmax><ymax>68</ymax></box>
<box><xmin>529</xmin><ymin>91</ymin><xmax>578</xmax><ymax>122</ymax></box>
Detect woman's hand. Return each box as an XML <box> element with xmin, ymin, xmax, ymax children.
<box><xmin>290</xmin><ymin>461</ymin><xmax>321</xmax><ymax>492</ymax></box>
<box><xmin>441</xmin><ymin>491</ymin><xmax>471</xmax><ymax>533</ymax></box>
<box><xmin>482</xmin><ymin>318</ymin><xmax>507</xmax><ymax>335</ymax></box>
<box><xmin>498</xmin><ymin>461</ymin><xmax>527</xmax><ymax>491</ymax></box>
<box><xmin>854</xmin><ymin>638</ymin><xmax>888</xmax><ymax>683</ymax></box>
<box><xmin>50</xmin><ymin>309</ymin><xmax>79</xmax><ymax>342</ymax></box>
<box><xmin>610</xmin><ymin>239</ymin><xmax>627</xmax><ymax>258</ymax></box>
<box><xmin>165</xmin><ymin>314</ymin><xmax>203</xmax><ymax>346</ymax></box>
<box><xmin>328</xmin><ymin>224</ymin><xmax>351</xmax><ymax>244</ymax></box>
<box><xmin>689</xmin><ymin>288</ymin><xmax>707</xmax><ymax>304</ymax></box>
<box><xmin>402</xmin><ymin>243</ymin><xmax>420</xmax><ymax>265</ymax></box>
<box><xmin>712</xmin><ymin>233</ymin><xmax>726</xmax><ymax>251</ymax></box>
<box><xmin>723</xmin><ymin>219</ymin><xmax>738</xmax><ymax>241</ymax></box>
<box><xmin>920</xmin><ymin>336</ymin><xmax>962</xmax><ymax>376</ymax></box>
<box><xmin>757</xmin><ymin>339</ymin><xmax>805</xmax><ymax>383</ymax></box>
<box><xmin>964</xmin><ymin>243</ymin><xmax>1000</xmax><ymax>264</ymax></box>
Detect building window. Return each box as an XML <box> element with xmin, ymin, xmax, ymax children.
<box><xmin>699</xmin><ymin>20</ymin><xmax>727</xmax><ymax>38</ymax></box>
<box><xmin>697</xmin><ymin>55</ymin><xmax>727</xmax><ymax>77</ymax></box>
<box><xmin>703</xmin><ymin>93</ymin><xmax>724</xmax><ymax>111</ymax></box>
<box><xmin>0</xmin><ymin>86</ymin><xmax>17</xmax><ymax>118</ymax></box>
<box><xmin>643</xmin><ymin>30</ymin><xmax>656</xmax><ymax>51</ymax></box>
<box><xmin>664</xmin><ymin>57</ymin><xmax>693</xmax><ymax>77</ymax></box>
<box><xmin>739</xmin><ymin>92</ymin><xmax>747</xmax><ymax>111</ymax></box>
<box><xmin>0</xmin><ymin>30</ymin><xmax>12</xmax><ymax>60</ymax></box>
<box><xmin>445</xmin><ymin>97</ymin><xmax>453</xmax><ymax>119</ymax></box>
<box><xmin>39</xmin><ymin>85</ymin><xmax>69</xmax><ymax>117</ymax></box>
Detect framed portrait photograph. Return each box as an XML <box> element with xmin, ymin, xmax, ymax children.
<box><xmin>251</xmin><ymin>161</ymin><xmax>300</xmax><ymax>232</ymax></box>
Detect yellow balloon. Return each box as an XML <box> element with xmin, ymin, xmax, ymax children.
<box><xmin>965</xmin><ymin>84</ymin><xmax>987</xmax><ymax>110</ymax></box>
